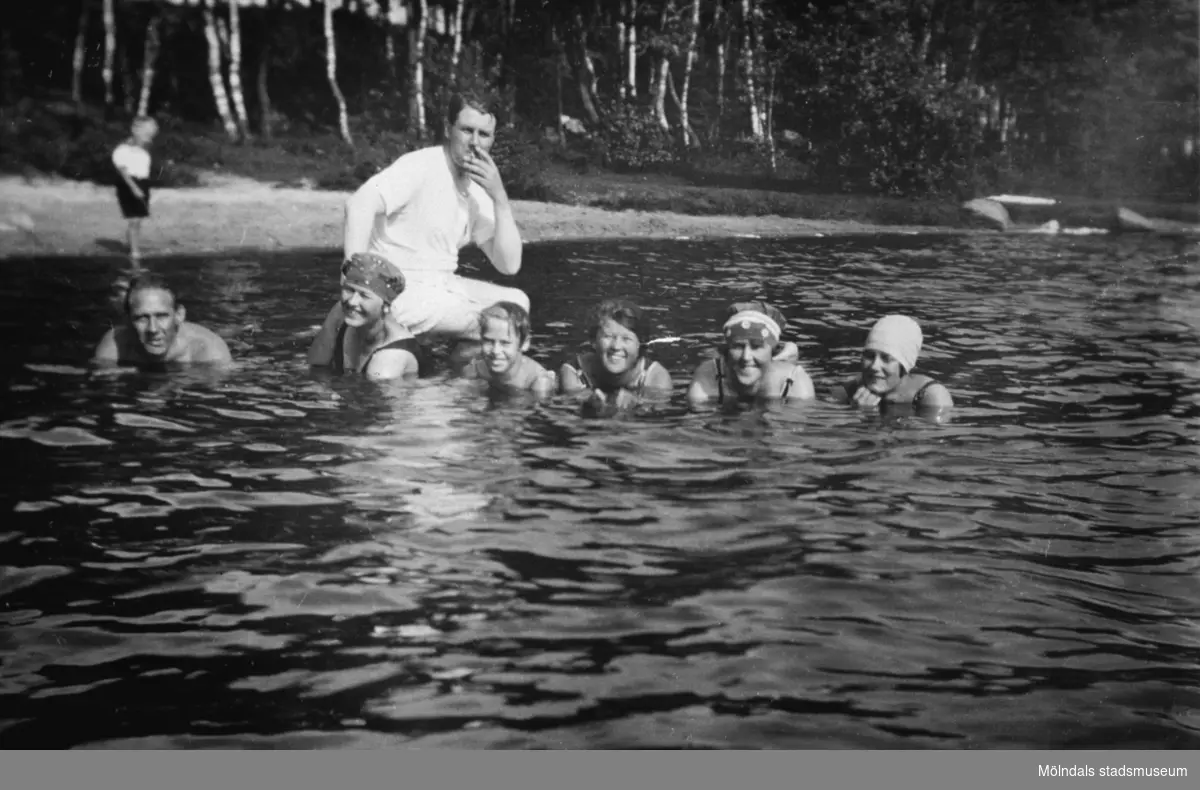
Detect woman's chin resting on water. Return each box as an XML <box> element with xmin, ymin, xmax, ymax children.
<box><xmin>460</xmin><ymin>301</ymin><xmax>556</xmax><ymax>398</ymax></box>
<box><xmin>307</xmin><ymin>254</ymin><xmax>424</xmax><ymax>381</ymax></box>
<box><xmin>686</xmin><ymin>301</ymin><xmax>815</xmax><ymax>407</ymax></box>
<box><xmin>831</xmin><ymin>314</ymin><xmax>953</xmax><ymax>415</ymax></box>
<box><xmin>558</xmin><ymin>299</ymin><xmax>673</xmax><ymax>414</ymax></box>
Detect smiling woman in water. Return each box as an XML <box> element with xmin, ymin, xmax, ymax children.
<box><xmin>307</xmin><ymin>253</ymin><xmax>427</xmax><ymax>380</ymax></box>
<box><xmin>687</xmin><ymin>301</ymin><xmax>815</xmax><ymax>407</ymax></box>
<box><xmin>558</xmin><ymin>298</ymin><xmax>673</xmax><ymax>413</ymax></box>
<box><xmin>831</xmin><ymin>314</ymin><xmax>953</xmax><ymax>413</ymax></box>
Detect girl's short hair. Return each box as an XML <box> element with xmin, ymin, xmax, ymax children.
<box><xmin>478</xmin><ymin>301</ymin><xmax>532</xmax><ymax>346</ymax></box>
<box><xmin>585</xmin><ymin>299</ymin><xmax>652</xmax><ymax>343</ymax></box>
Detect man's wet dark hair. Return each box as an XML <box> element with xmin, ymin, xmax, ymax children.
<box><xmin>445</xmin><ymin>91</ymin><xmax>499</xmax><ymax>128</ymax></box>
<box><xmin>123</xmin><ymin>272</ymin><xmax>178</xmax><ymax>314</ymax></box>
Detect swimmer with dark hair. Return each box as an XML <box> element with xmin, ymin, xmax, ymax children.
<box><xmin>832</xmin><ymin>314</ymin><xmax>953</xmax><ymax>412</ymax></box>
<box><xmin>307</xmin><ymin>253</ymin><xmax>427</xmax><ymax>380</ymax></box>
<box><xmin>92</xmin><ymin>272</ymin><xmax>232</xmax><ymax>368</ymax></box>
<box><xmin>687</xmin><ymin>301</ymin><xmax>814</xmax><ymax>406</ymax></box>
<box><xmin>460</xmin><ymin>301</ymin><xmax>556</xmax><ymax>397</ymax></box>
<box><xmin>559</xmin><ymin>298</ymin><xmax>673</xmax><ymax>412</ymax></box>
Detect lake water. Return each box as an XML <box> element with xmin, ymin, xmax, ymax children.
<box><xmin>1</xmin><ymin>233</ymin><xmax>1198</xmax><ymax>749</ymax></box>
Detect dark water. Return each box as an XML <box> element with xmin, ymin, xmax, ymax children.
<box><xmin>1</xmin><ymin>234</ymin><xmax>1199</xmax><ymax>749</ymax></box>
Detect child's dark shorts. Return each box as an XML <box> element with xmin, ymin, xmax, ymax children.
<box><xmin>116</xmin><ymin>178</ymin><xmax>151</xmax><ymax>219</ymax></box>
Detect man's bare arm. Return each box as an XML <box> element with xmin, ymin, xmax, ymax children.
<box><xmin>343</xmin><ymin>183</ymin><xmax>387</xmax><ymax>260</ymax></box>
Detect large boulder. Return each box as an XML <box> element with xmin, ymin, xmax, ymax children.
<box><xmin>962</xmin><ymin>197</ymin><xmax>1012</xmax><ymax>231</ymax></box>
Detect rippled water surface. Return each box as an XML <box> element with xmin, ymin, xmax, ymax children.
<box><xmin>2</xmin><ymin>234</ymin><xmax>1199</xmax><ymax>749</ymax></box>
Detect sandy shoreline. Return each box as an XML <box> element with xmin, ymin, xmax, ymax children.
<box><xmin>0</xmin><ymin>174</ymin><xmax>960</xmax><ymax>259</ymax></box>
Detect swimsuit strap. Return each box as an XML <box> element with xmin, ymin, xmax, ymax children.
<box><xmin>779</xmin><ymin>364</ymin><xmax>806</xmax><ymax>402</ymax></box>
<box><xmin>912</xmin><ymin>378</ymin><xmax>939</xmax><ymax>409</ymax></box>
<box><xmin>575</xmin><ymin>353</ymin><xmax>592</xmax><ymax>389</ymax></box>
<box><xmin>633</xmin><ymin>358</ymin><xmax>649</xmax><ymax>394</ymax></box>
<box><xmin>363</xmin><ymin>336</ymin><xmax>425</xmax><ymax>375</ymax></box>
<box><xmin>714</xmin><ymin>357</ymin><xmax>725</xmax><ymax>404</ymax></box>
<box><xmin>331</xmin><ymin>322</ymin><xmax>349</xmax><ymax>374</ymax></box>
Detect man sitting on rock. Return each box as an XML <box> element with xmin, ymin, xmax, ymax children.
<box><xmin>309</xmin><ymin>91</ymin><xmax>528</xmax><ymax>366</ymax></box>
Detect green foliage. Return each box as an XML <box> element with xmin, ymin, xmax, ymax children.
<box><xmin>3</xmin><ymin>0</ymin><xmax>1195</xmax><ymax>201</ymax></box>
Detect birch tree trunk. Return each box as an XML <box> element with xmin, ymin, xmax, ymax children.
<box><xmin>653</xmin><ymin>58</ymin><xmax>670</xmax><ymax>132</ymax></box>
<box><xmin>202</xmin><ymin>0</ymin><xmax>239</xmax><ymax>140</ymax></box>
<box><xmin>616</xmin><ymin>11</ymin><xmax>627</xmax><ymax>101</ymax></box>
<box><xmin>257</xmin><ymin>43</ymin><xmax>272</xmax><ymax>139</ymax></box>
<box><xmin>72</xmin><ymin>0</ymin><xmax>90</xmax><ymax>106</ymax></box>
<box><xmin>408</xmin><ymin>0</ymin><xmax>427</xmax><ymax>138</ymax></box>
<box><xmin>715</xmin><ymin>0</ymin><xmax>727</xmax><ymax>130</ymax></box>
<box><xmin>120</xmin><ymin>32</ymin><xmax>136</xmax><ymax>113</ymax></box>
<box><xmin>136</xmin><ymin>14</ymin><xmax>160</xmax><ymax>116</ymax></box>
<box><xmin>765</xmin><ymin>64</ymin><xmax>777</xmax><ymax>174</ymax></box>
<box><xmin>574</xmin><ymin>10</ymin><xmax>601</xmax><ymax>124</ymax></box>
<box><xmin>102</xmin><ymin>0</ymin><xmax>115</xmax><ymax>107</ymax></box>
<box><xmin>678</xmin><ymin>0</ymin><xmax>700</xmax><ymax>147</ymax></box>
<box><xmin>740</xmin><ymin>0</ymin><xmax>763</xmax><ymax>139</ymax></box>
<box><xmin>323</xmin><ymin>0</ymin><xmax>353</xmax><ymax>145</ymax></box>
<box><xmin>624</xmin><ymin>0</ymin><xmax>637</xmax><ymax>100</ymax></box>
<box><xmin>227</xmin><ymin>0</ymin><xmax>252</xmax><ymax>139</ymax></box>
<box><xmin>450</xmin><ymin>0</ymin><xmax>465</xmax><ymax>85</ymax></box>
<box><xmin>380</xmin><ymin>0</ymin><xmax>396</xmax><ymax>81</ymax></box>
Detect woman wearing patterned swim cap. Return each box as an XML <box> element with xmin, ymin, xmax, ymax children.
<box><xmin>687</xmin><ymin>301</ymin><xmax>815</xmax><ymax>407</ymax></box>
<box><xmin>832</xmin><ymin>314</ymin><xmax>953</xmax><ymax>412</ymax></box>
<box><xmin>307</xmin><ymin>253</ymin><xmax>427</xmax><ymax>379</ymax></box>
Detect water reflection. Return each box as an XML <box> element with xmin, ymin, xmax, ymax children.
<box><xmin>0</xmin><ymin>234</ymin><xmax>1198</xmax><ymax>749</ymax></box>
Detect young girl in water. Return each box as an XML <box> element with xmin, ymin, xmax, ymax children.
<box><xmin>460</xmin><ymin>301</ymin><xmax>556</xmax><ymax>397</ymax></box>
<box><xmin>559</xmin><ymin>298</ymin><xmax>673</xmax><ymax>411</ymax></box>
<box><xmin>831</xmin><ymin>314</ymin><xmax>953</xmax><ymax>412</ymax></box>
<box><xmin>687</xmin><ymin>301</ymin><xmax>815</xmax><ymax>406</ymax></box>
<box><xmin>307</xmin><ymin>253</ymin><xmax>427</xmax><ymax>380</ymax></box>
<box><xmin>111</xmin><ymin>116</ymin><xmax>159</xmax><ymax>262</ymax></box>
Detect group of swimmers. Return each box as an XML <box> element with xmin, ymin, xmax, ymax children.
<box><xmin>97</xmin><ymin>91</ymin><xmax>952</xmax><ymax>416</ymax></box>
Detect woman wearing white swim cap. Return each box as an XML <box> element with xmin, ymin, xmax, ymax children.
<box><xmin>833</xmin><ymin>314</ymin><xmax>953</xmax><ymax>412</ymax></box>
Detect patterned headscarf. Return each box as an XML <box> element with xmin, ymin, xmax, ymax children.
<box><xmin>723</xmin><ymin>301</ymin><xmax>787</xmax><ymax>346</ymax></box>
<box><xmin>341</xmin><ymin>253</ymin><xmax>406</xmax><ymax>303</ymax></box>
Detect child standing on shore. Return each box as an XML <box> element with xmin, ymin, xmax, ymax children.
<box><xmin>112</xmin><ymin>116</ymin><xmax>159</xmax><ymax>262</ymax></box>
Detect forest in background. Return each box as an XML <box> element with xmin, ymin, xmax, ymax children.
<box><xmin>1</xmin><ymin>0</ymin><xmax>1197</xmax><ymax>203</ymax></box>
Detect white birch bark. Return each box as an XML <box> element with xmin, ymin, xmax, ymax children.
<box><xmin>136</xmin><ymin>14</ymin><xmax>160</xmax><ymax>116</ymax></box>
<box><xmin>228</xmin><ymin>0</ymin><xmax>252</xmax><ymax>139</ymax></box>
<box><xmin>202</xmin><ymin>0</ymin><xmax>239</xmax><ymax>139</ymax></box>
<box><xmin>324</xmin><ymin>0</ymin><xmax>353</xmax><ymax>144</ymax></box>
<box><xmin>410</xmin><ymin>0</ymin><xmax>427</xmax><ymax>137</ymax></box>
<box><xmin>72</xmin><ymin>0</ymin><xmax>90</xmax><ymax>105</ymax></box>
<box><xmin>678</xmin><ymin>0</ymin><xmax>700</xmax><ymax>147</ymax></box>
<box><xmin>450</xmin><ymin>0</ymin><xmax>465</xmax><ymax>83</ymax></box>
<box><xmin>740</xmin><ymin>0</ymin><xmax>763</xmax><ymax>139</ymax></box>
<box><xmin>102</xmin><ymin>0</ymin><xmax>115</xmax><ymax>106</ymax></box>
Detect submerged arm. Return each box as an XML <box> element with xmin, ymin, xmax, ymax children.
<box><xmin>307</xmin><ymin>303</ymin><xmax>345</xmax><ymax>366</ymax></box>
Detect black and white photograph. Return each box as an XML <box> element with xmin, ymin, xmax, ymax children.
<box><xmin>0</xmin><ymin>0</ymin><xmax>1198</xmax><ymax>757</ymax></box>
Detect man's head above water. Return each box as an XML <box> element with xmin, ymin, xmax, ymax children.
<box><xmin>123</xmin><ymin>273</ymin><xmax>186</xmax><ymax>360</ymax></box>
